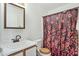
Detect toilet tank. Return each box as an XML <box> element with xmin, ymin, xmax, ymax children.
<box><xmin>34</xmin><ymin>39</ymin><xmax>43</xmax><ymax>49</ymax></box>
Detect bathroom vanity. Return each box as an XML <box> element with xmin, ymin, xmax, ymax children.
<box><xmin>0</xmin><ymin>40</ymin><xmax>36</xmax><ymax>56</ymax></box>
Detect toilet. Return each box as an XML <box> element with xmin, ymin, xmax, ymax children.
<box><xmin>35</xmin><ymin>39</ymin><xmax>51</xmax><ymax>56</ymax></box>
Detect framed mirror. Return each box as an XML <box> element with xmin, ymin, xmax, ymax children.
<box><xmin>4</xmin><ymin>3</ymin><xmax>25</xmax><ymax>29</ymax></box>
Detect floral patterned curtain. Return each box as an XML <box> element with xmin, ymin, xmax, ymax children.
<box><xmin>43</xmin><ymin>8</ymin><xmax>78</xmax><ymax>56</ymax></box>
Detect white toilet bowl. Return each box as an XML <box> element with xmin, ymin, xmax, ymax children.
<box><xmin>34</xmin><ymin>39</ymin><xmax>51</xmax><ymax>56</ymax></box>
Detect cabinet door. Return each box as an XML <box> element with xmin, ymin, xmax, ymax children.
<box><xmin>26</xmin><ymin>46</ymin><xmax>36</xmax><ymax>56</ymax></box>
<box><xmin>9</xmin><ymin>51</ymin><xmax>23</xmax><ymax>56</ymax></box>
<box><xmin>14</xmin><ymin>52</ymin><xmax>23</xmax><ymax>56</ymax></box>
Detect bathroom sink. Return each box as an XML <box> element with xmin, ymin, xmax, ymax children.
<box><xmin>0</xmin><ymin>40</ymin><xmax>36</xmax><ymax>55</ymax></box>
<box><xmin>6</xmin><ymin>40</ymin><xmax>35</xmax><ymax>49</ymax></box>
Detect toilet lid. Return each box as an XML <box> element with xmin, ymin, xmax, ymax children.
<box><xmin>39</xmin><ymin>48</ymin><xmax>50</xmax><ymax>54</ymax></box>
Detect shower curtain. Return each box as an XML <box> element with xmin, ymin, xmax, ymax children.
<box><xmin>43</xmin><ymin>8</ymin><xmax>78</xmax><ymax>56</ymax></box>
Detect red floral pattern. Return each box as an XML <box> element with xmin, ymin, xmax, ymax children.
<box><xmin>43</xmin><ymin>9</ymin><xmax>78</xmax><ymax>56</ymax></box>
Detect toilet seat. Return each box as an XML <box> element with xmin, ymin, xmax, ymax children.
<box><xmin>37</xmin><ymin>48</ymin><xmax>51</xmax><ymax>56</ymax></box>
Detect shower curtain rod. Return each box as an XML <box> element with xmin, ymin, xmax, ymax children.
<box><xmin>43</xmin><ymin>6</ymin><xmax>79</xmax><ymax>17</ymax></box>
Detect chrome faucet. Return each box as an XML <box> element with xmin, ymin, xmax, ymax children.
<box><xmin>12</xmin><ymin>35</ymin><xmax>21</xmax><ymax>43</ymax></box>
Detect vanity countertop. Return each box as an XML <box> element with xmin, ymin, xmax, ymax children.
<box><xmin>0</xmin><ymin>40</ymin><xmax>36</xmax><ymax>56</ymax></box>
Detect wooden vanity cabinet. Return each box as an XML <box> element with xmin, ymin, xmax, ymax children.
<box><xmin>25</xmin><ymin>46</ymin><xmax>36</xmax><ymax>56</ymax></box>
<box><xmin>8</xmin><ymin>45</ymin><xmax>36</xmax><ymax>56</ymax></box>
<box><xmin>8</xmin><ymin>49</ymin><xmax>25</xmax><ymax>56</ymax></box>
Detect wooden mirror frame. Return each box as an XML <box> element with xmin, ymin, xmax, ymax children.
<box><xmin>4</xmin><ymin>3</ymin><xmax>25</xmax><ymax>29</ymax></box>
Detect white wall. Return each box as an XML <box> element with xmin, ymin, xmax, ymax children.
<box><xmin>0</xmin><ymin>3</ymin><xmax>45</xmax><ymax>44</ymax></box>
<box><xmin>25</xmin><ymin>3</ymin><xmax>45</xmax><ymax>40</ymax></box>
<box><xmin>0</xmin><ymin>4</ymin><xmax>1</xmax><ymax>41</ymax></box>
